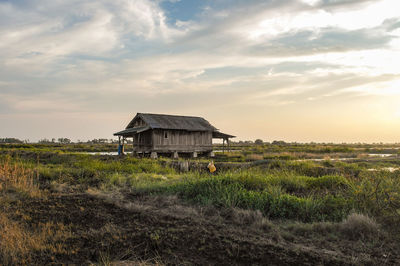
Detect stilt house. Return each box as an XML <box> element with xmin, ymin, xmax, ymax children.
<box><xmin>114</xmin><ymin>113</ymin><xmax>235</xmax><ymax>158</ymax></box>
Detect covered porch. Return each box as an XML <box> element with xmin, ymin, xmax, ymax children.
<box><xmin>212</xmin><ymin>131</ymin><xmax>235</xmax><ymax>153</ymax></box>
<box><xmin>114</xmin><ymin>126</ymin><xmax>150</xmax><ymax>155</ymax></box>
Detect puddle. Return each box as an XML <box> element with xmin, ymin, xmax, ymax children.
<box><xmin>367</xmin><ymin>167</ymin><xmax>399</xmax><ymax>172</ymax></box>
<box><xmin>368</xmin><ymin>154</ymin><xmax>394</xmax><ymax>157</ymax></box>
<box><xmin>85</xmin><ymin>152</ymin><xmax>119</xmax><ymax>155</ymax></box>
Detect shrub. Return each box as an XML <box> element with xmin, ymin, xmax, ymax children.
<box><xmin>351</xmin><ymin>171</ymin><xmax>400</xmax><ymax>221</ymax></box>
<box><xmin>339</xmin><ymin>213</ymin><xmax>379</xmax><ymax>240</ymax></box>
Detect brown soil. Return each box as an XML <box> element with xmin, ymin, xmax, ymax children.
<box><xmin>3</xmin><ymin>190</ymin><xmax>399</xmax><ymax>265</ymax></box>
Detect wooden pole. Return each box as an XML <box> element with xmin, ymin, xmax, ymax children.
<box><xmin>118</xmin><ymin>136</ymin><xmax>121</xmax><ymax>156</ymax></box>
<box><xmin>222</xmin><ymin>139</ymin><xmax>225</xmax><ymax>154</ymax></box>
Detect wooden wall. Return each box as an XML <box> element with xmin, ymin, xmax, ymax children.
<box><xmin>132</xmin><ymin>130</ymin><xmax>152</xmax><ymax>151</ymax></box>
<box><xmin>151</xmin><ymin>129</ymin><xmax>212</xmax><ymax>152</ymax></box>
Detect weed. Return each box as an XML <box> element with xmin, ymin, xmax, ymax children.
<box><xmin>339</xmin><ymin>213</ymin><xmax>380</xmax><ymax>240</ymax></box>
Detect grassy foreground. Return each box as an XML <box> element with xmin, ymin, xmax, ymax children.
<box><xmin>0</xmin><ymin>144</ymin><xmax>399</xmax><ymax>265</ymax></box>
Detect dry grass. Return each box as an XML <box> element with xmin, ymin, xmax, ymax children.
<box><xmin>0</xmin><ymin>213</ymin><xmax>71</xmax><ymax>264</ymax></box>
<box><xmin>0</xmin><ymin>159</ymin><xmax>71</xmax><ymax>264</ymax></box>
<box><xmin>0</xmin><ymin>158</ymin><xmax>41</xmax><ymax>197</ymax></box>
<box><xmin>96</xmin><ymin>252</ymin><xmax>165</xmax><ymax>266</ymax></box>
<box><xmin>286</xmin><ymin>212</ymin><xmax>380</xmax><ymax>242</ymax></box>
<box><xmin>226</xmin><ymin>208</ymin><xmax>275</xmax><ymax>231</ymax></box>
<box><xmin>246</xmin><ymin>154</ymin><xmax>264</xmax><ymax>161</ymax></box>
<box><xmin>339</xmin><ymin>213</ymin><xmax>380</xmax><ymax>240</ymax></box>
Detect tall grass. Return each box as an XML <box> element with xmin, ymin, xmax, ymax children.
<box><xmin>146</xmin><ymin>171</ymin><xmax>353</xmax><ymax>222</ymax></box>
<box><xmin>0</xmin><ymin>157</ymin><xmax>41</xmax><ymax>197</ymax></box>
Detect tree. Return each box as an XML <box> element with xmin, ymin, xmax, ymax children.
<box><xmin>272</xmin><ymin>140</ymin><xmax>287</xmax><ymax>145</ymax></box>
<box><xmin>58</xmin><ymin>138</ymin><xmax>71</xmax><ymax>144</ymax></box>
<box><xmin>254</xmin><ymin>139</ymin><xmax>263</xmax><ymax>145</ymax></box>
<box><xmin>0</xmin><ymin>138</ymin><xmax>23</xmax><ymax>143</ymax></box>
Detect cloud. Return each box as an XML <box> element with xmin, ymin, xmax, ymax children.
<box><xmin>1</xmin><ymin>0</ymin><xmax>400</xmax><ymax>141</ymax></box>
<box><xmin>0</xmin><ymin>0</ymin><xmax>180</xmax><ymax>71</ymax></box>
<box><xmin>247</xmin><ymin>25</ymin><xmax>394</xmax><ymax>57</ymax></box>
<box><xmin>318</xmin><ymin>0</ymin><xmax>377</xmax><ymax>9</ymax></box>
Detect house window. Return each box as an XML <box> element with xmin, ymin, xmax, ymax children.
<box><xmin>164</xmin><ymin>131</ymin><xmax>168</xmax><ymax>139</ymax></box>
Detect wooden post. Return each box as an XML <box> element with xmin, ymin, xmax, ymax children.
<box><xmin>118</xmin><ymin>136</ymin><xmax>121</xmax><ymax>156</ymax></box>
<box><xmin>227</xmin><ymin>138</ymin><xmax>230</xmax><ymax>153</ymax></box>
<box><xmin>150</xmin><ymin>152</ymin><xmax>158</xmax><ymax>159</ymax></box>
<box><xmin>222</xmin><ymin>139</ymin><xmax>225</xmax><ymax>154</ymax></box>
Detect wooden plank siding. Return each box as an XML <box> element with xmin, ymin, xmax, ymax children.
<box><xmin>143</xmin><ymin>129</ymin><xmax>212</xmax><ymax>152</ymax></box>
<box><xmin>132</xmin><ymin>130</ymin><xmax>153</xmax><ymax>151</ymax></box>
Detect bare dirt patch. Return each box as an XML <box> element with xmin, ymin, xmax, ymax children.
<box><xmin>1</xmin><ymin>188</ymin><xmax>398</xmax><ymax>265</ymax></box>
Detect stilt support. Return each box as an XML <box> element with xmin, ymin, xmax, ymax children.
<box><xmin>172</xmin><ymin>151</ymin><xmax>179</xmax><ymax>159</ymax></box>
<box><xmin>150</xmin><ymin>152</ymin><xmax>158</xmax><ymax>159</ymax></box>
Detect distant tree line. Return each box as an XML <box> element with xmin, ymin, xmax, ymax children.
<box><xmin>37</xmin><ymin>138</ymin><xmax>120</xmax><ymax>144</ymax></box>
<box><xmin>230</xmin><ymin>140</ymin><xmax>289</xmax><ymax>145</ymax></box>
<box><xmin>0</xmin><ymin>138</ymin><xmax>24</xmax><ymax>143</ymax></box>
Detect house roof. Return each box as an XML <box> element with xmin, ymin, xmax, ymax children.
<box><xmin>113</xmin><ymin>126</ymin><xmax>150</xmax><ymax>137</ymax></box>
<box><xmin>212</xmin><ymin>131</ymin><xmax>235</xmax><ymax>139</ymax></box>
<box><xmin>127</xmin><ymin>113</ymin><xmax>218</xmax><ymax>131</ymax></box>
<box><xmin>114</xmin><ymin>113</ymin><xmax>235</xmax><ymax>138</ymax></box>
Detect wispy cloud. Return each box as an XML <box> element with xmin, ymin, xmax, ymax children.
<box><xmin>0</xmin><ymin>0</ymin><xmax>399</xmax><ymax>141</ymax></box>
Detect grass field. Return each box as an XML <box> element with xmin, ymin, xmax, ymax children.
<box><xmin>0</xmin><ymin>143</ymin><xmax>399</xmax><ymax>265</ymax></box>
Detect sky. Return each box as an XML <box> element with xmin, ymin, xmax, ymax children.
<box><xmin>0</xmin><ymin>0</ymin><xmax>400</xmax><ymax>143</ymax></box>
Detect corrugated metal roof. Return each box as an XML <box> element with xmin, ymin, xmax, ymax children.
<box><xmin>127</xmin><ymin>113</ymin><xmax>218</xmax><ymax>131</ymax></box>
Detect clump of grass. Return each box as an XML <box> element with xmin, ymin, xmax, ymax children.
<box><xmin>0</xmin><ymin>157</ymin><xmax>41</xmax><ymax>197</ymax></box>
<box><xmin>286</xmin><ymin>212</ymin><xmax>380</xmax><ymax>241</ymax></box>
<box><xmin>226</xmin><ymin>208</ymin><xmax>274</xmax><ymax>231</ymax></box>
<box><xmin>339</xmin><ymin>213</ymin><xmax>380</xmax><ymax>240</ymax></box>
<box><xmin>306</xmin><ymin>175</ymin><xmax>349</xmax><ymax>190</ymax></box>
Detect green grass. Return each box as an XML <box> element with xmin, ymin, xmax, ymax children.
<box><xmin>1</xmin><ymin>145</ymin><xmax>399</xmax><ymax>226</ymax></box>
<box><xmin>138</xmin><ymin>171</ymin><xmax>352</xmax><ymax>222</ymax></box>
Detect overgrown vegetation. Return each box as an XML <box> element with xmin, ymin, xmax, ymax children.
<box><xmin>0</xmin><ymin>143</ymin><xmax>399</xmax><ymax>264</ymax></box>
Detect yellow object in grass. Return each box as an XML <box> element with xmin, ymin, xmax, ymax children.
<box><xmin>207</xmin><ymin>161</ymin><xmax>216</xmax><ymax>173</ymax></box>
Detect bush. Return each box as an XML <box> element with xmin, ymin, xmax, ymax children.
<box><xmin>339</xmin><ymin>213</ymin><xmax>379</xmax><ymax>240</ymax></box>
<box><xmin>351</xmin><ymin>171</ymin><xmax>400</xmax><ymax>221</ymax></box>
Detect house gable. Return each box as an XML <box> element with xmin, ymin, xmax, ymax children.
<box><xmin>126</xmin><ymin>115</ymin><xmax>147</xmax><ymax>129</ymax></box>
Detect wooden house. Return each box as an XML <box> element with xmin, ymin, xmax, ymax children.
<box><xmin>114</xmin><ymin>113</ymin><xmax>235</xmax><ymax>158</ymax></box>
